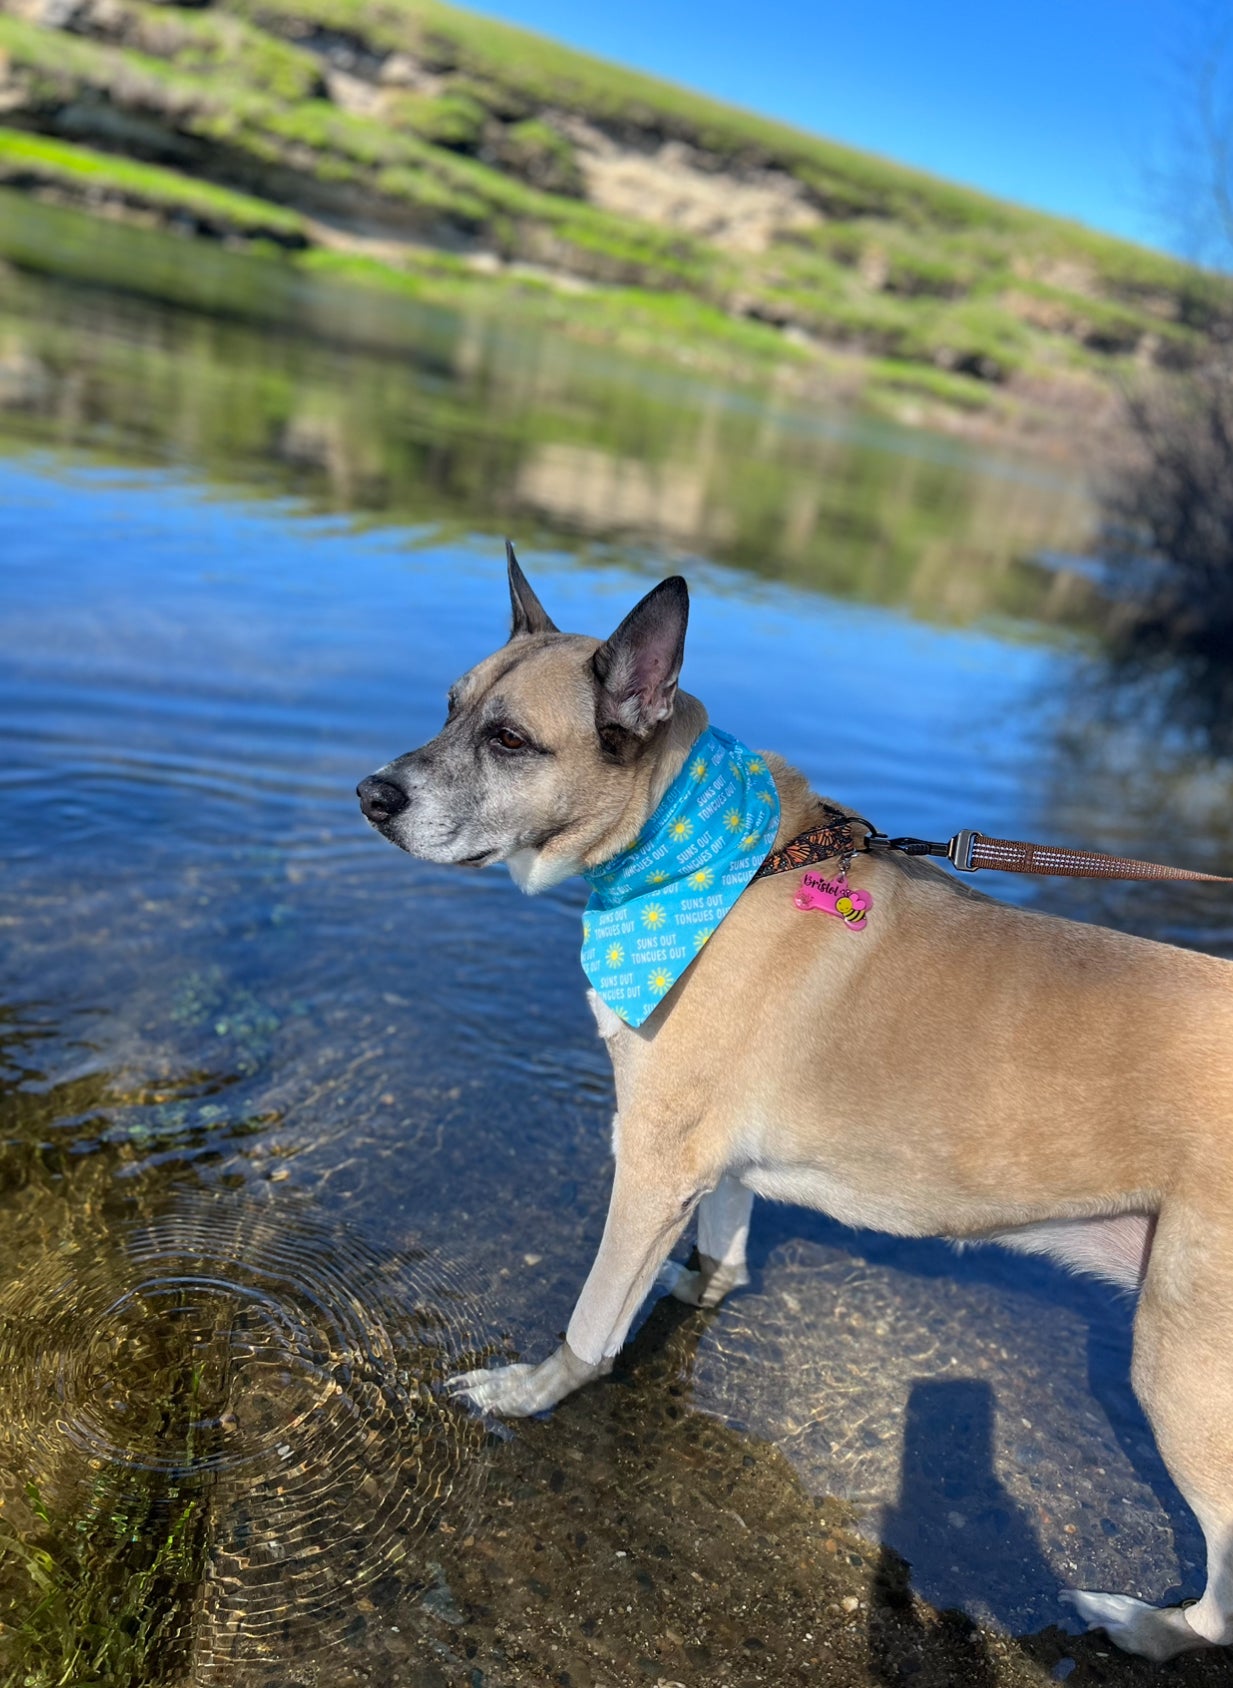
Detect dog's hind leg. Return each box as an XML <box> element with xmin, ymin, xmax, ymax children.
<box><xmin>659</xmin><ymin>1175</ymin><xmax>753</xmax><ymax>1308</ymax></box>
<box><xmin>1065</xmin><ymin>1202</ymin><xmax>1233</xmax><ymax>1660</ymax></box>
<box><xmin>449</xmin><ymin>1149</ymin><xmax>699</xmax><ymax>1417</ymax></box>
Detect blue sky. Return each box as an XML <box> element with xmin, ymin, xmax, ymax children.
<box><xmin>468</xmin><ymin>0</ymin><xmax>1215</xmax><ymax>257</ymax></box>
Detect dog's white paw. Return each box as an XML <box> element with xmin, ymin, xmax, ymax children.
<box><xmin>1061</xmin><ymin>1590</ymin><xmax>1210</xmax><ymax>1660</ymax></box>
<box><xmin>448</xmin><ymin>1362</ymin><xmax>551</xmax><ymax>1417</ymax></box>
<box><xmin>656</xmin><ymin>1260</ymin><xmax>701</xmax><ymax>1302</ymax></box>
<box><xmin>657</xmin><ymin>1258</ymin><xmax>748</xmax><ymax>1309</ymax></box>
<box><xmin>447</xmin><ymin>1342</ymin><xmax>610</xmax><ymax>1418</ymax></box>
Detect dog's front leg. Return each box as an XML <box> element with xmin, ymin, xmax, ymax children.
<box><xmin>449</xmin><ymin>1150</ymin><xmax>699</xmax><ymax>1417</ymax></box>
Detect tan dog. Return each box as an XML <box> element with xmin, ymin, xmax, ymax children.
<box><xmin>357</xmin><ymin>552</ymin><xmax>1233</xmax><ymax>1661</ymax></box>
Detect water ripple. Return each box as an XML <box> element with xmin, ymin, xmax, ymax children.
<box><xmin>0</xmin><ymin>1189</ymin><xmax>492</xmax><ymax>1664</ymax></box>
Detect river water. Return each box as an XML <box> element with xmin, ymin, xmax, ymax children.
<box><xmin>3</xmin><ymin>215</ymin><xmax>1233</xmax><ymax>1687</ymax></box>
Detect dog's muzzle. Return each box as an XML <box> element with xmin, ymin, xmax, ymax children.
<box><xmin>357</xmin><ymin>775</ymin><xmax>408</xmax><ymax>825</ymax></box>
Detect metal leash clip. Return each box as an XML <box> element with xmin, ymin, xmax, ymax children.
<box><xmin>863</xmin><ymin>828</ymin><xmax>981</xmax><ymax>871</ymax></box>
<box><xmin>947</xmin><ymin>829</ymin><xmax>981</xmax><ymax>872</ymax></box>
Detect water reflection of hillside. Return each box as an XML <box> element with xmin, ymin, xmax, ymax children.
<box><xmin>0</xmin><ymin>258</ymin><xmax>1093</xmax><ymax>625</ymax></box>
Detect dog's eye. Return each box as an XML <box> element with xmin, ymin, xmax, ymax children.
<box><xmin>491</xmin><ymin>728</ymin><xmax>527</xmax><ymax>752</ymax></box>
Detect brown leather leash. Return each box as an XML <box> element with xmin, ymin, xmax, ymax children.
<box><xmin>753</xmin><ymin>813</ymin><xmax>1233</xmax><ymax>885</ymax></box>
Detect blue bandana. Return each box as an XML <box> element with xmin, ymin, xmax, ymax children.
<box><xmin>580</xmin><ymin>727</ymin><xmax>781</xmax><ymax>1027</ymax></box>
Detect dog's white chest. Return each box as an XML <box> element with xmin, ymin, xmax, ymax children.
<box><xmin>587</xmin><ymin>989</ymin><xmax>627</xmax><ymax>1042</ymax></box>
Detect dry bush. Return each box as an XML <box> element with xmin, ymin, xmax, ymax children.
<box><xmin>1098</xmin><ymin>358</ymin><xmax>1233</xmax><ymax>748</ymax></box>
<box><xmin>1103</xmin><ymin>358</ymin><xmax>1233</xmax><ymax>657</ymax></box>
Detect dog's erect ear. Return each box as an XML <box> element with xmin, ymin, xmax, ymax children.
<box><xmin>506</xmin><ymin>540</ymin><xmax>558</xmax><ymax>638</ymax></box>
<box><xmin>592</xmin><ymin>576</ymin><xmax>689</xmax><ymax>744</ymax></box>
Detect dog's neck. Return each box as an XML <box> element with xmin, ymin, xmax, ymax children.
<box><xmin>582</xmin><ymin>697</ymin><xmax>859</xmax><ymax>879</ymax></box>
<box><xmin>582</xmin><ymin>691</ymin><xmax>709</xmax><ymax>870</ymax></box>
<box><xmin>646</xmin><ymin>691</ymin><xmax>709</xmax><ymax>812</ymax></box>
<box><xmin>757</xmin><ymin>755</ymin><xmax>873</xmax><ymax>864</ymax></box>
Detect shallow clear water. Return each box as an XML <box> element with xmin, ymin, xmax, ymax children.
<box><xmin>4</xmin><ymin>244</ymin><xmax>1233</xmax><ymax>1685</ymax></box>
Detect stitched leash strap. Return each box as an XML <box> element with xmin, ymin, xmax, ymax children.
<box><xmin>933</xmin><ymin>829</ymin><xmax>1233</xmax><ymax>883</ymax></box>
<box><xmin>754</xmin><ymin>815</ymin><xmax>1233</xmax><ymax>884</ymax></box>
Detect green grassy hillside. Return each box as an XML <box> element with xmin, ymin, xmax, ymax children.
<box><xmin>0</xmin><ymin>0</ymin><xmax>1226</xmax><ymax>434</ymax></box>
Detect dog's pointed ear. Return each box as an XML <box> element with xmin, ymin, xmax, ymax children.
<box><xmin>592</xmin><ymin>576</ymin><xmax>689</xmax><ymax>744</ymax></box>
<box><xmin>506</xmin><ymin>540</ymin><xmax>558</xmax><ymax>638</ymax></box>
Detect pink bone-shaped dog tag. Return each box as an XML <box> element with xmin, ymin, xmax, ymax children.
<box><xmin>793</xmin><ymin>871</ymin><xmax>873</xmax><ymax>929</ymax></box>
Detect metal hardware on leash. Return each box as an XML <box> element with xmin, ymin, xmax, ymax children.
<box><xmin>948</xmin><ymin>830</ymin><xmax>980</xmax><ymax>872</ymax></box>
<box><xmin>860</xmin><ymin>830</ymin><xmax>979</xmax><ymax>868</ymax></box>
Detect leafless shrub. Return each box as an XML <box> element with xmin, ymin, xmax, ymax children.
<box><xmin>1096</xmin><ymin>358</ymin><xmax>1233</xmax><ymax>750</ymax></box>
<box><xmin>1102</xmin><ymin>358</ymin><xmax>1233</xmax><ymax>662</ymax></box>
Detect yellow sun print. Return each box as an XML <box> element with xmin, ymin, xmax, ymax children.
<box><xmin>648</xmin><ymin>967</ymin><xmax>673</xmax><ymax>995</ymax></box>
<box><xmin>693</xmin><ymin>927</ymin><xmax>713</xmax><ymax>950</ymax></box>
<box><xmin>688</xmin><ymin>868</ymin><xmax>714</xmax><ymax>890</ymax></box>
<box><xmin>641</xmin><ymin>903</ymin><xmax>667</xmax><ymax>930</ymax></box>
<box><xmin>647</xmin><ymin>869</ymin><xmax>669</xmax><ymax>885</ymax></box>
<box><xmin>690</xmin><ymin>757</ymin><xmax>708</xmax><ymax>781</ymax></box>
<box><xmin>724</xmin><ymin>808</ymin><xmax>743</xmax><ymax>832</ymax></box>
<box><xmin>670</xmin><ymin>816</ymin><xmax>693</xmax><ymax>842</ymax></box>
<box><xmin>605</xmin><ymin>942</ymin><xmax>624</xmax><ymax>966</ymax></box>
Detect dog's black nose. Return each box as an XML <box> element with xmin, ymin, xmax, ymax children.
<box><xmin>357</xmin><ymin>775</ymin><xmax>409</xmax><ymax>823</ymax></box>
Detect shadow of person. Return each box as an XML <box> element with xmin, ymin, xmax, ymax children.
<box><xmin>866</xmin><ymin>1378</ymin><xmax>1056</xmax><ymax>1685</ymax></box>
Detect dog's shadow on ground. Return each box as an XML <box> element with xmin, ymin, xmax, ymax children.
<box><xmin>741</xmin><ymin>1205</ymin><xmax>1205</xmax><ymax>1640</ymax></box>
<box><xmin>860</xmin><ymin>1371</ymin><xmax>1231</xmax><ymax>1685</ymax></box>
